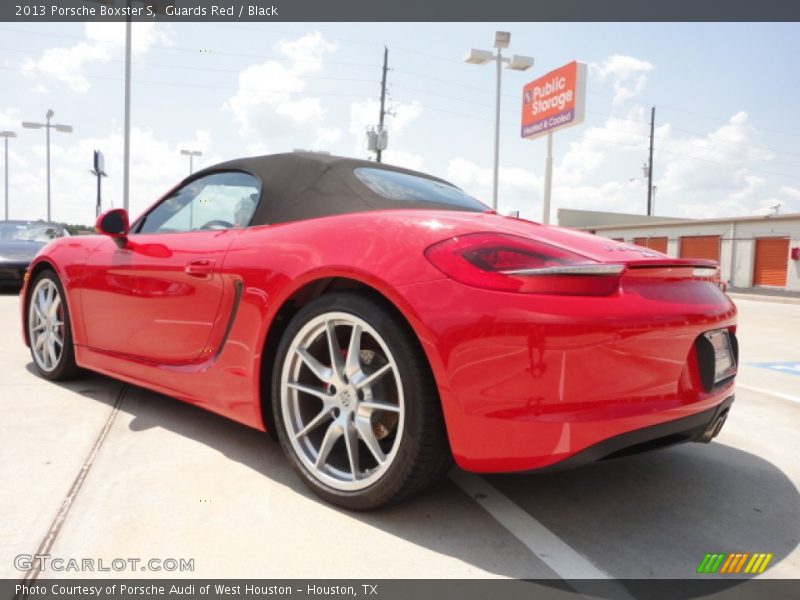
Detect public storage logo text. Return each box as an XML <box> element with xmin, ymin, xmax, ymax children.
<box><xmin>521</xmin><ymin>61</ymin><xmax>586</xmax><ymax>140</ymax></box>
<box><xmin>697</xmin><ymin>552</ymin><xmax>773</xmax><ymax>574</ymax></box>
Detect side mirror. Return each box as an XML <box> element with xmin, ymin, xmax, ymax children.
<box><xmin>95</xmin><ymin>208</ymin><xmax>130</xmax><ymax>247</ymax></box>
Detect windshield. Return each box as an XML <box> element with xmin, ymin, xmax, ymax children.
<box><xmin>0</xmin><ymin>222</ymin><xmax>63</xmax><ymax>242</ymax></box>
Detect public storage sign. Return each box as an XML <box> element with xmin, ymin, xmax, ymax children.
<box><xmin>521</xmin><ymin>61</ymin><xmax>587</xmax><ymax>140</ymax></box>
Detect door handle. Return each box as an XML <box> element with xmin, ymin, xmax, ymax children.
<box><xmin>184</xmin><ymin>258</ymin><xmax>215</xmax><ymax>278</ymax></box>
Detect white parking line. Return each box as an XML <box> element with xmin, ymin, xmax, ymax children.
<box><xmin>448</xmin><ymin>470</ymin><xmax>612</xmax><ymax>579</ymax></box>
<box><xmin>736</xmin><ymin>384</ymin><xmax>800</xmax><ymax>405</ymax></box>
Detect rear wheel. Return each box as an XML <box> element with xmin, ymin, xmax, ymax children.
<box><xmin>271</xmin><ymin>293</ymin><xmax>451</xmax><ymax>509</ymax></box>
<box><xmin>27</xmin><ymin>270</ymin><xmax>79</xmax><ymax>381</ymax></box>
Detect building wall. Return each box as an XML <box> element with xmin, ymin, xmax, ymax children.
<box><xmin>593</xmin><ymin>217</ymin><xmax>800</xmax><ymax>292</ymax></box>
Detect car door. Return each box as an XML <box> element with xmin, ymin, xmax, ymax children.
<box><xmin>81</xmin><ymin>171</ymin><xmax>261</xmax><ymax>364</ymax></box>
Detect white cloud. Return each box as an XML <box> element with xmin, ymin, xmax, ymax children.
<box><xmin>555</xmin><ymin>105</ymin><xmax>650</xmax><ymax>186</ymax></box>
<box><xmin>277</xmin><ymin>32</ymin><xmax>337</xmax><ymax>74</ymax></box>
<box><xmin>21</xmin><ymin>41</ymin><xmax>108</xmax><ymax>94</ymax></box>
<box><xmin>447</xmin><ymin>107</ymin><xmax>788</xmax><ymax>223</ymax></box>
<box><xmin>223</xmin><ymin>32</ymin><xmax>341</xmax><ymax>150</ymax></box>
<box><xmin>780</xmin><ymin>186</ymin><xmax>800</xmax><ymax>200</ymax></box>
<box><xmin>544</xmin><ymin>87</ymin><xmax>784</xmax><ymax>220</ymax></box>
<box><xmin>554</xmin><ymin>180</ymin><xmax>644</xmax><ymax>216</ymax></box>
<box><xmin>381</xmin><ymin>150</ymin><xmax>425</xmax><ymax>171</ymax></box>
<box><xmin>777</xmin><ymin>186</ymin><xmax>800</xmax><ymax>213</ymax></box>
<box><xmin>84</xmin><ymin>22</ymin><xmax>171</xmax><ymax>54</ymax></box>
<box><xmin>313</xmin><ymin>127</ymin><xmax>343</xmax><ymax>150</ymax></box>
<box><xmin>7</xmin><ymin>127</ymin><xmax>216</xmax><ymax>226</ymax></box>
<box><xmin>0</xmin><ymin>107</ymin><xmax>20</xmax><ymax>130</ymax></box>
<box><xmin>20</xmin><ymin>22</ymin><xmax>171</xmax><ymax>94</ymax></box>
<box><xmin>446</xmin><ymin>157</ymin><xmax>541</xmax><ymax>215</ymax></box>
<box><xmin>177</xmin><ymin>129</ymin><xmax>212</xmax><ymax>155</ymax></box>
<box><xmin>655</xmin><ymin>111</ymin><xmax>777</xmax><ymax>216</ymax></box>
<box><xmin>591</xmin><ymin>55</ymin><xmax>653</xmax><ymax>105</ymax></box>
<box><xmin>0</xmin><ymin>107</ymin><xmax>30</xmax><ymax>171</ymax></box>
<box><xmin>246</xmin><ymin>142</ymin><xmax>271</xmax><ymax>156</ymax></box>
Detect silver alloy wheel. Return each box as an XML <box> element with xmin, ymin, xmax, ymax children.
<box><xmin>28</xmin><ymin>278</ymin><xmax>65</xmax><ymax>373</ymax></box>
<box><xmin>280</xmin><ymin>311</ymin><xmax>405</xmax><ymax>491</ymax></box>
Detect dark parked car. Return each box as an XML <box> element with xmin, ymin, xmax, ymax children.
<box><xmin>0</xmin><ymin>220</ymin><xmax>69</xmax><ymax>287</ymax></box>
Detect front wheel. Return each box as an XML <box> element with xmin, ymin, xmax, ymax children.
<box><xmin>271</xmin><ymin>293</ymin><xmax>451</xmax><ymax>509</ymax></box>
<box><xmin>27</xmin><ymin>270</ymin><xmax>79</xmax><ymax>381</ymax></box>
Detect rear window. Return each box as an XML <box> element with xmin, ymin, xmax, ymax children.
<box><xmin>354</xmin><ymin>168</ymin><xmax>487</xmax><ymax>211</ymax></box>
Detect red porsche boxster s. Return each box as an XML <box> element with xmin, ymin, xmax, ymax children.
<box><xmin>20</xmin><ymin>152</ymin><xmax>737</xmax><ymax>509</ymax></box>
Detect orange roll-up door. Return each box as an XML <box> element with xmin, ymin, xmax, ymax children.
<box><xmin>753</xmin><ymin>237</ymin><xmax>789</xmax><ymax>287</ymax></box>
<box><xmin>633</xmin><ymin>236</ymin><xmax>669</xmax><ymax>254</ymax></box>
<box><xmin>680</xmin><ymin>235</ymin><xmax>720</xmax><ymax>262</ymax></box>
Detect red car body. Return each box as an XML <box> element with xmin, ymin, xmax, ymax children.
<box><xmin>20</xmin><ymin>153</ymin><xmax>736</xmax><ymax>477</ymax></box>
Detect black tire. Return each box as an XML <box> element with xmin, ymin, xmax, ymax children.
<box><xmin>26</xmin><ymin>269</ymin><xmax>79</xmax><ymax>381</ymax></box>
<box><xmin>271</xmin><ymin>292</ymin><xmax>452</xmax><ymax>510</ymax></box>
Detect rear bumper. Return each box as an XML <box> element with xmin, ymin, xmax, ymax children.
<box><xmin>397</xmin><ymin>277</ymin><xmax>738</xmax><ymax>472</ymax></box>
<box><xmin>529</xmin><ymin>395</ymin><xmax>734</xmax><ymax>473</ymax></box>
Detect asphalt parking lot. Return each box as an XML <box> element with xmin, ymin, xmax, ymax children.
<box><xmin>1</xmin><ymin>290</ymin><xmax>798</xmax><ymax>581</ymax></box>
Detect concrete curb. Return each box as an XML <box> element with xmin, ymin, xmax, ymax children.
<box><xmin>728</xmin><ymin>292</ymin><xmax>800</xmax><ymax>305</ymax></box>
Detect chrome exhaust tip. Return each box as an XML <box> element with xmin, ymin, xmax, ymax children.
<box><xmin>697</xmin><ymin>410</ymin><xmax>729</xmax><ymax>443</ymax></box>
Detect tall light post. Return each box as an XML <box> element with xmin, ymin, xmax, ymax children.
<box><xmin>22</xmin><ymin>110</ymin><xmax>73</xmax><ymax>222</ymax></box>
<box><xmin>180</xmin><ymin>149</ymin><xmax>202</xmax><ymax>175</ymax></box>
<box><xmin>465</xmin><ymin>31</ymin><xmax>534</xmax><ymax>211</ymax></box>
<box><xmin>180</xmin><ymin>149</ymin><xmax>202</xmax><ymax>230</ymax></box>
<box><xmin>0</xmin><ymin>130</ymin><xmax>16</xmax><ymax>220</ymax></box>
<box><xmin>86</xmin><ymin>2</ymin><xmax>168</xmax><ymax>214</ymax></box>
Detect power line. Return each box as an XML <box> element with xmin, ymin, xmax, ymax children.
<box><xmin>6</xmin><ymin>26</ymin><xmax>800</xmax><ymax>183</ymax></box>
<box><xmin>654</xmin><ymin>103</ymin><xmax>800</xmax><ymax>139</ymax></box>
<box><xmin>0</xmin><ymin>65</ymin><xmax>375</xmax><ymax>99</ymax></box>
<box><xmin>0</xmin><ymin>45</ymin><xmax>380</xmax><ymax>82</ymax></box>
<box><xmin>7</xmin><ymin>24</ymin><xmax>800</xmax><ymax>141</ymax></box>
<box><xmin>8</xmin><ymin>41</ymin><xmax>800</xmax><ymax>163</ymax></box>
<box><xmin>0</xmin><ymin>28</ymin><xmax>379</xmax><ymax>68</ymax></box>
<box><xmin>393</xmin><ymin>83</ymin><xmax>800</xmax><ymax>168</ymax></box>
<box><xmin>389</xmin><ymin>97</ymin><xmax>800</xmax><ymax>181</ymax></box>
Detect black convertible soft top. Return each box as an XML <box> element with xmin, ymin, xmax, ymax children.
<box><xmin>188</xmin><ymin>152</ymin><xmax>485</xmax><ymax>226</ymax></box>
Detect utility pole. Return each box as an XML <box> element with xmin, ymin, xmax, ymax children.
<box><xmin>376</xmin><ymin>46</ymin><xmax>389</xmax><ymax>163</ymax></box>
<box><xmin>647</xmin><ymin>106</ymin><xmax>655</xmax><ymax>216</ymax></box>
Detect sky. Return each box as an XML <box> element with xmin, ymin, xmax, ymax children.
<box><xmin>1</xmin><ymin>21</ymin><xmax>800</xmax><ymax>226</ymax></box>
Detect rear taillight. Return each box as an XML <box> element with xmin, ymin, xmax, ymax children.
<box><xmin>424</xmin><ymin>233</ymin><xmax>624</xmax><ymax>295</ymax></box>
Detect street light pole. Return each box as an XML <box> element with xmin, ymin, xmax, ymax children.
<box><xmin>465</xmin><ymin>31</ymin><xmax>534</xmax><ymax>212</ymax></box>
<box><xmin>180</xmin><ymin>149</ymin><xmax>202</xmax><ymax>230</ymax></box>
<box><xmin>46</xmin><ymin>110</ymin><xmax>51</xmax><ymax>221</ymax></box>
<box><xmin>85</xmin><ymin>1</ymin><xmax>168</xmax><ymax>212</ymax></box>
<box><xmin>124</xmin><ymin>10</ymin><xmax>132</xmax><ymax>213</ymax></box>
<box><xmin>492</xmin><ymin>48</ymin><xmax>503</xmax><ymax>214</ymax></box>
<box><xmin>22</xmin><ymin>109</ymin><xmax>72</xmax><ymax>222</ymax></box>
<box><xmin>0</xmin><ymin>131</ymin><xmax>16</xmax><ymax>220</ymax></box>
<box><xmin>180</xmin><ymin>149</ymin><xmax>202</xmax><ymax>175</ymax></box>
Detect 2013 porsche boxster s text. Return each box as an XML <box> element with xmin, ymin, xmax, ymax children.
<box><xmin>21</xmin><ymin>152</ymin><xmax>737</xmax><ymax>509</ymax></box>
